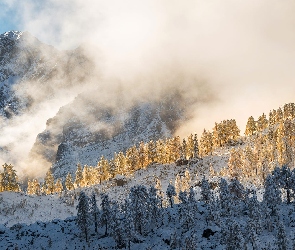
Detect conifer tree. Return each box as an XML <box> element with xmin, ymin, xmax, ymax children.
<box><xmin>125</xmin><ymin>145</ymin><xmax>139</xmax><ymax>172</ymax></box>
<box><xmin>109</xmin><ymin>202</ymin><xmax>125</xmax><ymax>248</ymax></box>
<box><xmin>1</xmin><ymin>163</ymin><xmax>19</xmax><ymax>192</ymax></box>
<box><xmin>219</xmin><ymin>178</ymin><xmax>232</xmax><ymax>216</ymax></box>
<box><xmin>75</xmin><ymin>164</ymin><xmax>83</xmax><ymax>187</ymax></box>
<box><xmin>148</xmin><ymin>186</ymin><xmax>162</xmax><ymax>229</ymax></box>
<box><xmin>101</xmin><ymin>193</ymin><xmax>111</xmax><ymax>236</ymax></box>
<box><xmin>129</xmin><ymin>185</ymin><xmax>150</xmax><ymax>235</ymax></box>
<box><xmin>201</xmin><ymin>176</ymin><xmax>212</xmax><ymax>204</ymax></box>
<box><xmin>166</xmin><ymin>182</ymin><xmax>176</xmax><ymax>208</ymax></box>
<box><xmin>257</xmin><ymin>113</ymin><xmax>268</xmax><ymax>132</ymax></box>
<box><xmin>76</xmin><ymin>191</ymin><xmax>90</xmax><ymax>242</ymax></box>
<box><xmin>276</xmin><ymin>221</ymin><xmax>288</xmax><ymax>250</ymax></box>
<box><xmin>147</xmin><ymin>140</ymin><xmax>157</xmax><ymax>164</ymax></box>
<box><xmin>178</xmin><ymin>191</ymin><xmax>194</xmax><ymax>232</ymax></box>
<box><xmin>156</xmin><ymin>139</ymin><xmax>165</xmax><ymax>163</ymax></box>
<box><xmin>27</xmin><ymin>180</ymin><xmax>34</xmax><ymax>195</ymax></box>
<box><xmin>44</xmin><ymin>169</ymin><xmax>55</xmax><ymax>194</ymax></box>
<box><xmin>33</xmin><ymin>179</ymin><xmax>41</xmax><ymax>195</ymax></box>
<box><xmin>228</xmin><ymin>148</ymin><xmax>244</xmax><ymax>180</ymax></box>
<box><xmin>276</xmin><ymin>107</ymin><xmax>283</xmax><ymax>123</ymax></box>
<box><xmin>264</xmin><ymin>175</ymin><xmax>281</xmax><ymax>215</ymax></box>
<box><xmin>65</xmin><ymin>173</ymin><xmax>75</xmax><ymax>191</ymax></box>
<box><xmin>123</xmin><ymin>199</ymin><xmax>135</xmax><ymax>250</ymax></box>
<box><xmin>193</xmin><ymin>133</ymin><xmax>199</xmax><ymax>158</ymax></box>
<box><xmin>54</xmin><ymin>178</ymin><xmax>63</xmax><ymax>194</ymax></box>
<box><xmin>138</xmin><ymin>142</ymin><xmax>147</xmax><ymax>169</ymax></box>
<box><xmin>247</xmin><ymin>192</ymin><xmax>262</xmax><ymax>234</ymax></box>
<box><xmin>199</xmin><ymin>129</ymin><xmax>213</xmax><ymax>157</ymax></box>
<box><xmin>89</xmin><ymin>192</ymin><xmax>99</xmax><ymax>233</ymax></box>
<box><xmin>98</xmin><ymin>156</ymin><xmax>110</xmax><ymax>181</ymax></box>
<box><xmin>245</xmin><ymin>116</ymin><xmax>256</xmax><ymax>136</ymax></box>
<box><xmin>186</xmin><ymin>134</ymin><xmax>195</xmax><ymax>159</ymax></box>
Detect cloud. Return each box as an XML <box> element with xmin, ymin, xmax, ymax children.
<box><xmin>1</xmin><ymin>0</ymin><xmax>295</xmax><ymax>176</ymax></box>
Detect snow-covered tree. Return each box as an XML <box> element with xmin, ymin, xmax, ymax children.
<box><xmin>44</xmin><ymin>169</ymin><xmax>55</xmax><ymax>194</ymax></box>
<box><xmin>65</xmin><ymin>173</ymin><xmax>74</xmax><ymax>191</ymax></box>
<box><xmin>101</xmin><ymin>193</ymin><xmax>111</xmax><ymax>236</ymax></box>
<box><xmin>276</xmin><ymin>221</ymin><xmax>289</xmax><ymax>250</ymax></box>
<box><xmin>54</xmin><ymin>178</ymin><xmax>63</xmax><ymax>194</ymax></box>
<box><xmin>264</xmin><ymin>175</ymin><xmax>281</xmax><ymax>215</ymax></box>
<box><xmin>129</xmin><ymin>185</ymin><xmax>150</xmax><ymax>235</ymax></box>
<box><xmin>228</xmin><ymin>148</ymin><xmax>244</xmax><ymax>180</ymax></box>
<box><xmin>1</xmin><ymin>163</ymin><xmax>19</xmax><ymax>192</ymax></box>
<box><xmin>74</xmin><ymin>164</ymin><xmax>83</xmax><ymax>187</ymax></box>
<box><xmin>201</xmin><ymin>176</ymin><xmax>212</xmax><ymax>203</ymax></box>
<box><xmin>76</xmin><ymin>191</ymin><xmax>90</xmax><ymax>242</ymax></box>
<box><xmin>89</xmin><ymin>192</ymin><xmax>99</xmax><ymax>233</ymax></box>
<box><xmin>148</xmin><ymin>186</ymin><xmax>162</xmax><ymax>229</ymax></box>
<box><xmin>245</xmin><ymin>116</ymin><xmax>256</xmax><ymax>136</ymax></box>
<box><xmin>166</xmin><ymin>182</ymin><xmax>176</xmax><ymax>208</ymax></box>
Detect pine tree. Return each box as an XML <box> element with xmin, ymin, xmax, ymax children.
<box><xmin>1</xmin><ymin>163</ymin><xmax>19</xmax><ymax>192</ymax></box>
<box><xmin>178</xmin><ymin>191</ymin><xmax>193</xmax><ymax>232</ymax></box>
<box><xmin>264</xmin><ymin>175</ymin><xmax>281</xmax><ymax>215</ymax></box>
<box><xmin>122</xmin><ymin>199</ymin><xmax>135</xmax><ymax>250</ymax></box>
<box><xmin>257</xmin><ymin>113</ymin><xmax>268</xmax><ymax>132</ymax></box>
<box><xmin>75</xmin><ymin>163</ymin><xmax>83</xmax><ymax>187</ymax></box>
<box><xmin>245</xmin><ymin>116</ymin><xmax>256</xmax><ymax>136</ymax></box>
<box><xmin>226</xmin><ymin>221</ymin><xmax>246</xmax><ymax>250</ymax></box>
<box><xmin>129</xmin><ymin>185</ymin><xmax>150</xmax><ymax>235</ymax></box>
<box><xmin>148</xmin><ymin>186</ymin><xmax>162</xmax><ymax>230</ymax></box>
<box><xmin>89</xmin><ymin>192</ymin><xmax>99</xmax><ymax>233</ymax></box>
<box><xmin>276</xmin><ymin>221</ymin><xmax>289</xmax><ymax>250</ymax></box>
<box><xmin>76</xmin><ymin>191</ymin><xmax>90</xmax><ymax>242</ymax></box>
<box><xmin>276</xmin><ymin>107</ymin><xmax>283</xmax><ymax>123</ymax></box>
<box><xmin>33</xmin><ymin>179</ymin><xmax>41</xmax><ymax>195</ymax></box>
<box><xmin>125</xmin><ymin>145</ymin><xmax>139</xmax><ymax>173</ymax></box>
<box><xmin>65</xmin><ymin>173</ymin><xmax>75</xmax><ymax>191</ymax></box>
<box><xmin>44</xmin><ymin>169</ymin><xmax>55</xmax><ymax>194</ymax></box>
<box><xmin>98</xmin><ymin>155</ymin><xmax>110</xmax><ymax>181</ymax></box>
<box><xmin>54</xmin><ymin>178</ymin><xmax>63</xmax><ymax>194</ymax></box>
<box><xmin>193</xmin><ymin>133</ymin><xmax>199</xmax><ymax>158</ymax></box>
<box><xmin>147</xmin><ymin>140</ymin><xmax>157</xmax><ymax>164</ymax></box>
<box><xmin>201</xmin><ymin>176</ymin><xmax>212</xmax><ymax>203</ymax></box>
<box><xmin>199</xmin><ymin>129</ymin><xmax>213</xmax><ymax>157</ymax></box>
<box><xmin>82</xmin><ymin>165</ymin><xmax>91</xmax><ymax>187</ymax></box>
<box><xmin>166</xmin><ymin>182</ymin><xmax>176</xmax><ymax>208</ymax></box>
<box><xmin>228</xmin><ymin>148</ymin><xmax>244</xmax><ymax>180</ymax></box>
<box><xmin>101</xmin><ymin>193</ymin><xmax>111</xmax><ymax>236</ymax></box>
<box><xmin>219</xmin><ymin>178</ymin><xmax>232</xmax><ymax>216</ymax></box>
<box><xmin>186</xmin><ymin>134</ymin><xmax>195</xmax><ymax>159</ymax></box>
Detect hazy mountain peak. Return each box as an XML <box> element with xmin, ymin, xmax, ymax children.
<box><xmin>0</xmin><ymin>30</ymin><xmax>23</xmax><ymax>41</ymax></box>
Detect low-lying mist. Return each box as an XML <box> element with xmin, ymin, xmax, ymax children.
<box><xmin>1</xmin><ymin>0</ymin><xmax>295</xmax><ymax>178</ymax></box>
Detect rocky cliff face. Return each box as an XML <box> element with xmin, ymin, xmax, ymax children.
<box><xmin>0</xmin><ymin>31</ymin><xmax>186</xmax><ymax>178</ymax></box>
<box><xmin>32</xmin><ymin>92</ymin><xmax>185</xmax><ymax>178</ymax></box>
<box><xmin>0</xmin><ymin>31</ymin><xmax>94</xmax><ymax>117</ymax></box>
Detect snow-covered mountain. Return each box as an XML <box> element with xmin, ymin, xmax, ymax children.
<box><xmin>0</xmin><ymin>30</ymin><xmax>93</xmax><ymax>118</ymax></box>
<box><xmin>0</xmin><ymin>30</ymin><xmax>187</xmax><ymax>178</ymax></box>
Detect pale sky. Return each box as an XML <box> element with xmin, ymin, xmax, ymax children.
<box><xmin>1</xmin><ymin>0</ymin><xmax>295</xmax><ymax>136</ymax></box>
